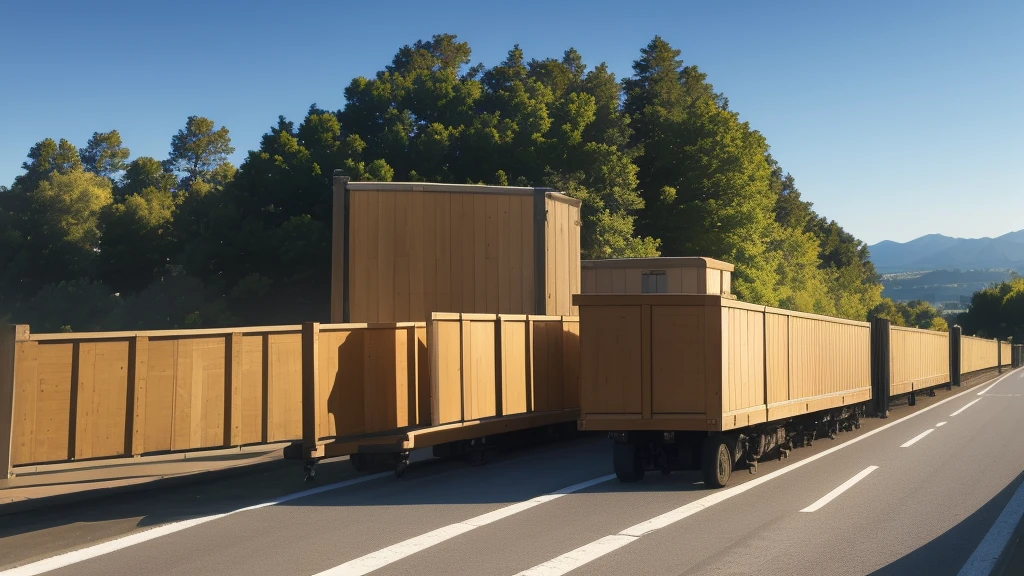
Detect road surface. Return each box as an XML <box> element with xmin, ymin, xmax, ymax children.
<box><xmin>2</xmin><ymin>368</ymin><xmax>1023</xmax><ymax>576</ymax></box>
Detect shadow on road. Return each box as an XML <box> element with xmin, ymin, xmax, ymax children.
<box><xmin>868</xmin><ymin>468</ymin><xmax>1024</xmax><ymax>576</ymax></box>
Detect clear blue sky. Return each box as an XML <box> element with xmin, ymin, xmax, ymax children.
<box><xmin>1</xmin><ymin>0</ymin><xmax>1021</xmax><ymax>245</ymax></box>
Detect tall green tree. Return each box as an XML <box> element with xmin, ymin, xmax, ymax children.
<box><xmin>336</xmin><ymin>34</ymin><xmax>656</xmax><ymax>259</ymax></box>
<box><xmin>97</xmin><ymin>185</ymin><xmax>175</xmax><ymax>294</ymax></box>
<box><xmin>165</xmin><ymin>116</ymin><xmax>235</xmax><ymax>185</ymax></box>
<box><xmin>624</xmin><ymin>36</ymin><xmax>776</xmax><ymax>303</ymax></box>
<box><xmin>118</xmin><ymin>156</ymin><xmax>177</xmax><ymax>200</ymax></box>
<box><xmin>80</xmin><ymin>130</ymin><xmax>130</xmax><ymax>178</ymax></box>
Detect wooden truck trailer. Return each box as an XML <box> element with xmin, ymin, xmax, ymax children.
<box><xmin>573</xmin><ymin>293</ymin><xmax>872</xmax><ymax>487</ymax></box>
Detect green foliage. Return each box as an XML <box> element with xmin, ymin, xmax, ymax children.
<box><xmin>868</xmin><ymin>298</ymin><xmax>948</xmax><ymax>331</ymax></box>
<box><xmin>165</xmin><ymin>116</ymin><xmax>235</xmax><ymax>185</ymax></box>
<box><xmin>957</xmin><ymin>277</ymin><xmax>1024</xmax><ymax>340</ymax></box>
<box><xmin>80</xmin><ymin>130</ymin><xmax>130</xmax><ymax>178</ymax></box>
<box><xmin>97</xmin><ymin>185</ymin><xmax>175</xmax><ymax>294</ymax></box>
<box><xmin>336</xmin><ymin>35</ymin><xmax>657</xmax><ymax>259</ymax></box>
<box><xmin>118</xmin><ymin>156</ymin><xmax>177</xmax><ymax>200</ymax></box>
<box><xmin>0</xmin><ymin>34</ymin><xmax>887</xmax><ymax>331</ymax></box>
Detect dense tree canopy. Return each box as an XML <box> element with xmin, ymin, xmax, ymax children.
<box><xmin>0</xmin><ymin>34</ymin><xmax>889</xmax><ymax>331</ymax></box>
<box><xmin>869</xmin><ymin>298</ymin><xmax>949</xmax><ymax>331</ymax></box>
<box><xmin>955</xmin><ymin>275</ymin><xmax>1024</xmax><ymax>341</ymax></box>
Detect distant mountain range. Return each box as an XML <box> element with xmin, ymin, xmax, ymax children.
<box><xmin>868</xmin><ymin>230</ymin><xmax>1024</xmax><ymax>273</ymax></box>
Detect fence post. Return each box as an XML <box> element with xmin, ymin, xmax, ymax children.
<box><xmin>950</xmin><ymin>325</ymin><xmax>962</xmax><ymax>387</ymax></box>
<box><xmin>128</xmin><ymin>335</ymin><xmax>149</xmax><ymax>456</ymax></box>
<box><xmin>998</xmin><ymin>339</ymin><xmax>1003</xmax><ymax>374</ymax></box>
<box><xmin>1</xmin><ymin>326</ymin><xmax>28</xmax><ymax>480</ymax></box>
<box><xmin>301</xmin><ymin>322</ymin><xmax>322</xmax><ymax>459</ymax></box>
<box><xmin>870</xmin><ymin>318</ymin><xmax>891</xmax><ymax>418</ymax></box>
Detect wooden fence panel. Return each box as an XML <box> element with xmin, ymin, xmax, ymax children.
<box><xmin>889</xmin><ymin>326</ymin><xmax>949</xmax><ymax>395</ymax></box>
<box><xmin>561</xmin><ymin>317</ymin><xmax>580</xmax><ymax>410</ymax></box>
<box><xmin>10</xmin><ymin>326</ymin><xmax>303</xmax><ymax>467</ymax></box>
<box><xmin>531</xmin><ymin>317</ymin><xmax>566</xmax><ymax>412</ymax></box>
<box><xmin>500</xmin><ymin>317</ymin><xmax>529</xmax><ymax>416</ymax></box>
<box><xmin>766</xmin><ymin>308</ymin><xmax>871</xmax><ymax>421</ymax></box>
<box><xmin>962</xmin><ymin>336</ymin><xmax>999</xmax><ymax>374</ymax></box>
<box><xmin>1001</xmin><ymin>341</ymin><xmax>1012</xmax><ymax>366</ymax></box>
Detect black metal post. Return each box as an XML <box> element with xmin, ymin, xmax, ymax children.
<box><xmin>871</xmin><ymin>318</ymin><xmax>891</xmax><ymax>418</ymax></box>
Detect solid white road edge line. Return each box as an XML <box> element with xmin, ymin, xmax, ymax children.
<box><xmin>800</xmin><ymin>466</ymin><xmax>879</xmax><ymax>513</ymax></box>
<box><xmin>951</xmin><ymin>398</ymin><xmax>983</xmax><ymax>417</ymax></box>
<box><xmin>514</xmin><ymin>369</ymin><xmax>1022</xmax><ymax>576</ymax></box>
<box><xmin>957</xmin><ymin>477</ymin><xmax>1024</xmax><ymax>576</ymax></box>
<box><xmin>311</xmin><ymin>474</ymin><xmax>616</xmax><ymax>576</ymax></box>
<box><xmin>0</xmin><ymin>472</ymin><xmax>392</xmax><ymax>576</ymax></box>
<box><xmin>936</xmin><ymin>422</ymin><xmax>947</xmax><ymax>427</ymax></box>
<box><xmin>978</xmin><ymin>369</ymin><xmax>1020</xmax><ymax>396</ymax></box>
<box><xmin>900</xmin><ymin>429</ymin><xmax>935</xmax><ymax>448</ymax></box>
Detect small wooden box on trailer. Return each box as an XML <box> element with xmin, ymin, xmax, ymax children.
<box><xmin>330</xmin><ymin>173</ymin><xmax>583</xmax><ymax>323</ymax></box>
<box><xmin>573</xmin><ymin>292</ymin><xmax>872</xmax><ymax>487</ymax></box>
<box><xmin>581</xmin><ymin>256</ymin><xmax>733</xmax><ymax>296</ymax></box>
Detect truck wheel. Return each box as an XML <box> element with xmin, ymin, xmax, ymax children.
<box><xmin>613</xmin><ymin>441</ymin><xmax>644</xmax><ymax>483</ymax></box>
<box><xmin>701</xmin><ymin>437</ymin><xmax>732</xmax><ymax>488</ymax></box>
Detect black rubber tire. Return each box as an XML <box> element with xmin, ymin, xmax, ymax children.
<box><xmin>701</xmin><ymin>437</ymin><xmax>732</xmax><ymax>488</ymax></box>
<box><xmin>612</xmin><ymin>441</ymin><xmax>645</xmax><ymax>483</ymax></box>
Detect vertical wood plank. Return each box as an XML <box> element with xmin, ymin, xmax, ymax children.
<box><xmin>188</xmin><ymin>341</ymin><xmax>204</xmax><ymax>450</ymax></box>
<box><xmin>394</xmin><ymin>191</ymin><xmax>411</xmax><ymax>321</ymax></box>
<box><xmin>401</xmin><ymin>325</ymin><xmax>413</xmax><ymax>424</ymax></box>
<box><xmin>495</xmin><ymin>317</ymin><xmax>504</xmax><ymax>417</ymax></box>
<box><xmin>524</xmin><ymin>196</ymin><xmax>536</xmax><ymax>315</ymax></box>
<box><xmin>417</xmin><ymin>192</ymin><xmax>433</xmax><ymax>319</ymax></box>
<box><xmin>330</xmin><ymin>175</ymin><xmax>348</xmax><ymax>323</ymax></box>
<box><xmin>0</xmin><ymin>325</ymin><xmax>26</xmax><ymax>478</ymax></box>
<box><xmin>485</xmin><ymin>195</ymin><xmax>499</xmax><ymax>313</ymax></box>
<box><xmin>544</xmin><ymin>197</ymin><xmax>555</xmax><ymax>315</ymax></box>
<box><xmin>526</xmin><ymin>317</ymin><xmax>536</xmax><ymax>411</ymax></box>
<box><xmin>378</xmin><ymin>191</ymin><xmax>396</xmax><ymax>322</ymax></box>
<box><xmin>498</xmin><ymin>195</ymin><xmax>511</xmax><ymax>314</ymax></box>
<box><xmin>474</xmin><ymin>196</ymin><xmax>487</xmax><ymax>312</ymax></box>
<box><xmin>569</xmin><ymin>205</ymin><xmax>581</xmax><ymax>315</ymax></box>
<box><xmin>69</xmin><ymin>342</ymin><xmax>86</xmax><ymax>460</ymax></box>
<box><xmin>301</xmin><ymin>323</ymin><xmax>321</xmax><ymax>456</ymax></box>
<box><xmin>558</xmin><ymin>202</ymin><xmax>570</xmax><ymax>315</ymax></box>
<box><xmin>130</xmin><ymin>336</ymin><xmax>149</xmax><ymax>455</ymax></box>
<box><xmin>436</xmin><ymin>193</ymin><xmax>452</xmax><ymax>312</ymax></box>
<box><xmin>509</xmin><ymin>197</ymin><xmax>523</xmax><ymax>312</ymax></box>
<box><xmin>227</xmin><ymin>333</ymin><xmax>242</xmax><ymax>446</ymax></box>
<box><xmin>641</xmin><ymin>305</ymin><xmax>652</xmax><ymax>419</ymax></box>
<box><xmin>454</xmin><ymin>195</ymin><xmax>471</xmax><ymax>311</ymax></box>
<box><xmin>416</xmin><ymin>325</ymin><xmax>431</xmax><ymax>426</ymax></box>
<box><xmin>11</xmin><ymin>338</ymin><xmax>39</xmax><ymax>467</ymax></box>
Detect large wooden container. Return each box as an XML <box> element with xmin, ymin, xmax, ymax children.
<box><xmin>572</xmin><ymin>294</ymin><xmax>871</xmax><ymax>433</ymax></box>
<box><xmin>889</xmin><ymin>326</ymin><xmax>950</xmax><ymax>395</ymax></box>
<box><xmin>581</xmin><ymin>257</ymin><xmax>733</xmax><ymax>296</ymax></box>
<box><xmin>330</xmin><ymin>175</ymin><xmax>582</xmax><ymax>323</ymax></box>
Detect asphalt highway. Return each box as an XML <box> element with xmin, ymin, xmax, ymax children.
<box><xmin>2</xmin><ymin>368</ymin><xmax>1023</xmax><ymax>576</ymax></box>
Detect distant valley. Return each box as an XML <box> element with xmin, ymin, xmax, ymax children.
<box><xmin>869</xmin><ymin>230</ymin><xmax>1024</xmax><ymax>308</ymax></box>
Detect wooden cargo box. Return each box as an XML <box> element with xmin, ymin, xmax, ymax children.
<box><xmin>572</xmin><ymin>294</ymin><xmax>871</xmax><ymax>433</ymax></box>
<box><xmin>330</xmin><ymin>175</ymin><xmax>582</xmax><ymax>323</ymax></box>
<box><xmin>581</xmin><ymin>257</ymin><xmax>733</xmax><ymax>296</ymax></box>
